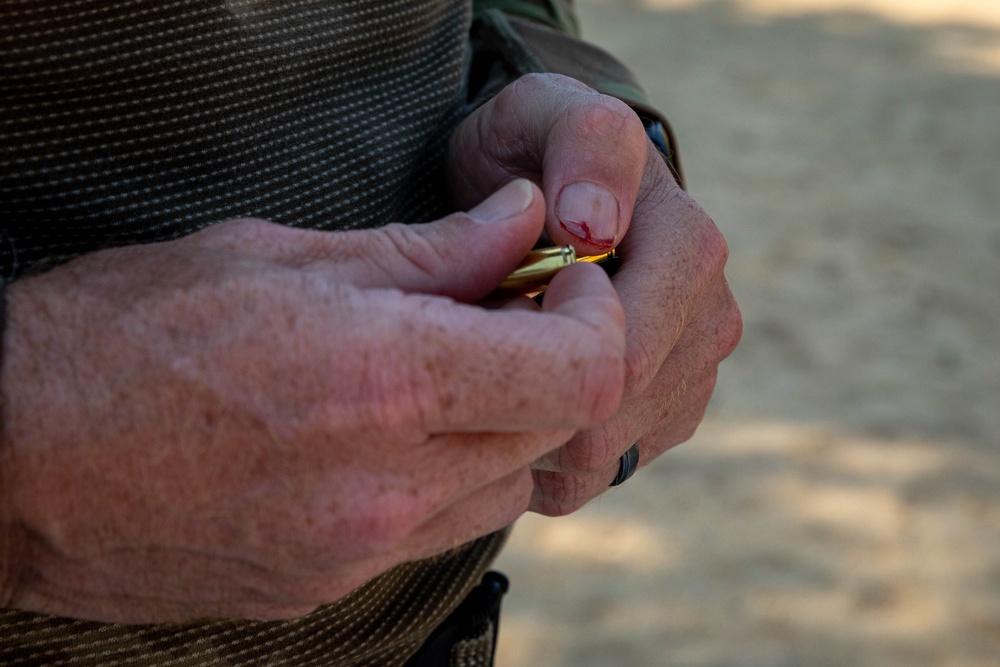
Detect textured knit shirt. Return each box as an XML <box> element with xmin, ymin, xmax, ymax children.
<box><xmin>1</xmin><ymin>0</ymin><xmax>473</xmax><ymax>279</ymax></box>
<box><xmin>2</xmin><ymin>1</ymin><xmax>500</xmax><ymax>665</ymax></box>
<box><xmin>1</xmin><ymin>1</ymin><xmax>678</xmax><ymax>664</ymax></box>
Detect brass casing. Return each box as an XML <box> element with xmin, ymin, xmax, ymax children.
<box><xmin>498</xmin><ymin>246</ymin><xmax>616</xmax><ymax>296</ymax></box>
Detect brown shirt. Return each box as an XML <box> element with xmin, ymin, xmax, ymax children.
<box><xmin>2</xmin><ymin>2</ymin><xmax>500</xmax><ymax>664</ymax></box>
<box><xmin>1</xmin><ymin>1</ymin><xmax>675</xmax><ymax>664</ymax></box>
<box><xmin>1</xmin><ymin>0</ymin><xmax>473</xmax><ymax>279</ymax></box>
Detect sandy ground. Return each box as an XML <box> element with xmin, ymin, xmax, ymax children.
<box><xmin>493</xmin><ymin>1</ymin><xmax>1000</xmax><ymax>665</ymax></box>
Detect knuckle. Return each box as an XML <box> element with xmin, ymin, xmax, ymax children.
<box><xmin>695</xmin><ymin>215</ymin><xmax>730</xmax><ymax>281</ymax></box>
<box><xmin>532</xmin><ymin>470</ymin><xmax>590</xmax><ymax>517</ymax></box>
<box><xmin>482</xmin><ymin>78</ymin><xmax>540</xmax><ymax>161</ymax></box>
<box><xmin>717</xmin><ymin>293</ymin><xmax>744</xmax><ymax>361</ymax></box>
<box><xmin>559</xmin><ymin>425</ymin><xmax>627</xmax><ymax>473</ymax></box>
<box><xmin>698</xmin><ymin>287</ymin><xmax>742</xmax><ymax>367</ymax></box>
<box><xmin>511</xmin><ymin>72</ymin><xmax>588</xmax><ymax>98</ymax></box>
<box><xmin>657</xmin><ymin>192</ymin><xmax>729</xmax><ymax>281</ymax></box>
<box><xmin>370</xmin><ymin>223</ymin><xmax>449</xmax><ymax>282</ymax></box>
<box><xmin>509</xmin><ymin>72</ymin><xmax>549</xmax><ymax>96</ymax></box>
<box><xmin>566</xmin><ymin>94</ymin><xmax>646</xmax><ymax>149</ymax></box>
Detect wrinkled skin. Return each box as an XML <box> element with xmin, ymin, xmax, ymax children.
<box><xmin>448</xmin><ymin>74</ymin><xmax>742</xmax><ymax>516</ymax></box>
<box><xmin>0</xmin><ymin>75</ymin><xmax>740</xmax><ymax>624</ymax></box>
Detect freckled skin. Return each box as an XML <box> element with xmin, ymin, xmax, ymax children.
<box><xmin>0</xmin><ymin>73</ymin><xmax>740</xmax><ymax>623</ymax></box>
<box><xmin>448</xmin><ymin>73</ymin><xmax>741</xmax><ymax>516</ymax></box>
<box><xmin>0</xmin><ymin>183</ymin><xmax>625</xmax><ymax>624</ymax></box>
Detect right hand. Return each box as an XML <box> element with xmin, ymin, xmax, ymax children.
<box><xmin>0</xmin><ymin>179</ymin><xmax>626</xmax><ymax>624</ymax></box>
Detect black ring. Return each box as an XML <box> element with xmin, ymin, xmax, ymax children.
<box><xmin>609</xmin><ymin>443</ymin><xmax>640</xmax><ymax>487</ymax></box>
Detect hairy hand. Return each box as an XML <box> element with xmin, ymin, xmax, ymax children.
<box><xmin>0</xmin><ymin>180</ymin><xmax>626</xmax><ymax>623</ymax></box>
<box><xmin>448</xmin><ymin>74</ymin><xmax>743</xmax><ymax>515</ymax></box>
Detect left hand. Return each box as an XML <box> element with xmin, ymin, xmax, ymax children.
<box><xmin>448</xmin><ymin>73</ymin><xmax>743</xmax><ymax>515</ymax></box>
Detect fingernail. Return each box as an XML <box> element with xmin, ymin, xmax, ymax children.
<box><xmin>469</xmin><ymin>179</ymin><xmax>534</xmax><ymax>223</ymax></box>
<box><xmin>556</xmin><ymin>181</ymin><xmax>620</xmax><ymax>248</ymax></box>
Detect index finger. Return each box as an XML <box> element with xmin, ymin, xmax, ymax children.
<box><xmin>353</xmin><ymin>262</ymin><xmax>627</xmax><ymax>435</ymax></box>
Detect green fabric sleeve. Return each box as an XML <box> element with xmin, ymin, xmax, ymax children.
<box><xmin>472</xmin><ymin>0</ymin><xmax>581</xmax><ymax>36</ymax></box>
<box><xmin>466</xmin><ymin>6</ymin><xmax>685</xmax><ymax>185</ymax></box>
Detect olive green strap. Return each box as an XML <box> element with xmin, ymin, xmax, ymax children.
<box><xmin>473</xmin><ymin>0</ymin><xmax>580</xmax><ymax>36</ymax></box>
<box><xmin>467</xmin><ymin>9</ymin><xmax>685</xmax><ymax>186</ymax></box>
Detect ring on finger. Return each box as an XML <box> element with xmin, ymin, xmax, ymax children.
<box><xmin>609</xmin><ymin>443</ymin><xmax>640</xmax><ymax>487</ymax></box>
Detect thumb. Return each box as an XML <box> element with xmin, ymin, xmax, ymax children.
<box><xmin>334</xmin><ymin>179</ymin><xmax>546</xmax><ymax>302</ymax></box>
<box><xmin>448</xmin><ymin>75</ymin><xmax>648</xmax><ymax>256</ymax></box>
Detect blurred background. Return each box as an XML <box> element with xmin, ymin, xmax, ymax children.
<box><xmin>493</xmin><ymin>1</ymin><xmax>1000</xmax><ymax>665</ymax></box>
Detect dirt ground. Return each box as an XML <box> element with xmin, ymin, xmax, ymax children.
<box><xmin>493</xmin><ymin>1</ymin><xmax>1000</xmax><ymax>665</ymax></box>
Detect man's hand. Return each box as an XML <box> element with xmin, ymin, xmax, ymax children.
<box><xmin>448</xmin><ymin>74</ymin><xmax>743</xmax><ymax>515</ymax></box>
<box><xmin>0</xmin><ymin>180</ymin><xmax>627</xmax><ymax>623</ymax></box>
